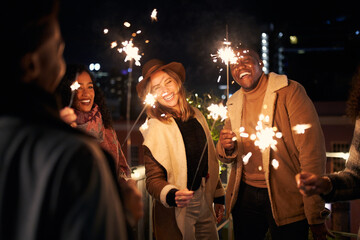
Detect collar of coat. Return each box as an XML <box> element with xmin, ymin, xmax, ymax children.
<box><xmin>226</xmin><ymin>72</ymin><xmax>288</xmax><ymax>180</ymax></box>
<box><xmin>140</xmin><ymin>107</ymin><xmax>213</xmax><ymax>189</ymax></box>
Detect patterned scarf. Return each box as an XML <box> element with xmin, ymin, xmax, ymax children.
<box><xmin>75</xmin><ymin>104</ymin><xmax>131</xmax><ymax>178</ymax></box>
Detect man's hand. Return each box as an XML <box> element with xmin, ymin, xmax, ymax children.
<box><xmin>219</xmin><ymin>129</ymin><xmax>236</xmax><ymax>151</ymax></box>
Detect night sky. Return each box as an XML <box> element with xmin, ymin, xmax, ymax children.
<box><xmin>58</xmin><ymin>0</ymin><xmax>360</xmax><ymax>102</ymax></box>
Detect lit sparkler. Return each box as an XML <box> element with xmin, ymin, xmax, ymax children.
<box><xmin>251</xmin><ymin>114</ymin><xmax>282</xmax><ymax>151</ymax></box>
<box><xmin>121</xmin><ymin>93</ymin><xmax>157</xmax><ymax>148</ymax></box>
<box><xmin>207</xmin><ymin>103</ymin><xmax>228</xmax><ymax>122</ymax></box>
<box><xmin>151</xmin><ymin>9</ymin><xmax>158</xmax><ymax>21</ymax></box>
<box><xmin>190</xmin><ymin>103</ymin><xmax>227</xmax><ymax>190</ymax></box>
<box><xmin>68</xmin><ymin>79</ymin><xmax>80</xmax><ymax>107</ymax></box>
<box><xmin>118</xmin><ymin>40</ymin><xmax>142</xmax><ymax>66</ymax></box>
<box><xmin>211</xmin><ymin>25</ymin><xmax>238</xmax><ymax>101</ymax></box>
<box><xmin>292</xmin><ymin>124</ymin><xmax>312</xmax><ymax>134</ymax></box>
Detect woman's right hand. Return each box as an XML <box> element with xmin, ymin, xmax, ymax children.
<box><xmin>175</xmin><ymin>188</ymin><xmax>194</xmax><ymax>208</ymax></box>
<box><xmin>59</xmin><ymin>107</ymin><xmax>77</xmax><ymax>127</ymax></box>
<box><xmin>219</xmin><ymin>129</ymin><xmax>236</xmax><ymax>150</ymax></box>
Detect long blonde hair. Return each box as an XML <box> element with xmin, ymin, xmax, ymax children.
<box><xmin>145</xmin><ymin>69</ymin><xmax>194</xmax><ymax>123</ymax></box>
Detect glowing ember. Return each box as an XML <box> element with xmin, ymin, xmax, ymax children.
<box><xmin>111</xmin><ymin>41</ymin><xmax>118</xmax><ymax>48</ymax></box>
<box><xmin>151</xmin><ymin>9</ymin><xmax>158</xmax><ymax>21</ymax></box>
<box><xmin>271</xmin><ymin>159</ymin><xmax>279</xmax><ymax>169</ymax></box>
<box><xmin>292</xmin><ymin>124</ymin><xmax>312</xmax><ymax>134</ymax></box>
<box><xmin>242</xmin><ymin>152</ymin><xmax>252</xmax><ymax>165</ymax></box>
<box><xmin>252</xmin><ymin>114</ymin><xmax>282</xmax><ymax>151</ymax></box>
<box><xmin>207</xmin><ymin>103</ymin><xmax>228</xmax><ymax>121</ymax></box>
<box><xmin>239</xmin><ymin>126</ymin><xmax>249</xmax><ymax>138</ymax></box>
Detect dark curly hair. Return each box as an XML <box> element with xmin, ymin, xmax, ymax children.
<box><xmin>55</xmin><ymin>64</ymin><xmax>113</xmax><ymax>129</ymax></box>
<box><xmin>346</xmin><ymin>64</ymin><xmax>360</xmax><ymax>120</ymax></box>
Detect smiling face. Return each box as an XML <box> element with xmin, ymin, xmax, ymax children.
<box><xmin>149</xmin><ymin>70</ymin><xmax>180</xmax><ymax>112</ymax></box>
<box><xmin>73</xmin><ymin>71</ymin><xmax>95</xmax><ymax>112</ymax></box>
<box><xmin>230</xmin><ymin>49</ymin><xmax>263</xmax><ymax>91</ymax></box>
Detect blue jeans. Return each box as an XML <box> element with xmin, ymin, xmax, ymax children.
<box><xmin>232</xmin><ymin>182</ymin><xmax>309</xmax><ymax>240</ymax></box>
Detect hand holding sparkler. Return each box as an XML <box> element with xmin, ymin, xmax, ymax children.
<box><xmin>219</xmin><ymin>129</ymin><xmax>236</xmax><ymax>151</ymax></box>
<box><xmin>121</xmin><ymin>93</ymin><xmax>157</xmax><ymax>148</ymax></box>
<box><xmin>68</xmin><ymin>80</ymin><xmax>80</xmax><ymax>107</ymax></box>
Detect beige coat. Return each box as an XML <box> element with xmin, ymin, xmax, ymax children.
<box><xmin>217</xmin><ymin>72</ymin><xmax>328</xmax><ymax>226</ymax></box>
<box><xmin>141</xmin><ymin>107</ymin><xmax>225</xmax><ymax>239</ymax></box>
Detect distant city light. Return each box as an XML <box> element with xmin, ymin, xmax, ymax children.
<box><xmin>94</xmin><ymin>63</ymin><xmax>100</xmax><ymax>71</ymax></box>
<box><xmin>261</xmin><ymin>32</ymin><xmax>269</xmax><ymax>74</ymax></box>
<box><xmin>103</xmin><ymin>28</ymin><xmax>109</xmax><ymax>34</ymax></box>
<box><xmin>290</xmin><ymin>36</ymin><xmax>298</xmax><ymax>44</ymax></box>
<box><xmin>89</xmin><ymin>63</ymin><xmax>100</xmax><ymax>71</ymax></box>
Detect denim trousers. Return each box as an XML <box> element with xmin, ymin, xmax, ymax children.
<box><xmin>232</xmin><ymin>182</ymin><xmax>309</xmax><ymax>240</ymax></box>
<box><xmin>182</xmin><ymin>178</ymin><xmax>218</xmax><ymax>240</ymax></box>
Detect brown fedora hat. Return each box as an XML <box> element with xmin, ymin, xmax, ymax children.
<box><xmin>136</xmin><ymin>59</ymin><xmax>185</xmax><ymax>98</ymax></box>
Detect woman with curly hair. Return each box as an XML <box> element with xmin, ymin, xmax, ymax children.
<box><xmin>296</xmin><ymin>64</ymin><xmax>360</xmax><ymax>202</ymax></box>
<box><xmin>56</xmin><ymin>64</ymin><xmax>131</xmax><ymax>179</ymax></box>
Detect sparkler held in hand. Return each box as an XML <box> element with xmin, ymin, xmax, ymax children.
<box><xmin>121</xmin><ymin>93</ymin><xmax>157</xmax><ymax>148</ymax></box>
<box><xmin>68</xmin><ymin>78</ymin><xmax>80</xmax><ymax>107</ymax></box>
<box><xmin>190</xmin><ymin>103</ymin><xmax>227</xmax><ymax>190</ymax></box>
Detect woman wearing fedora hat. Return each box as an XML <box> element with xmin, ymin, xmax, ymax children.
<box><xmin>137</xmin><ymin>59</ymin><xmax>225</xmax><ymax>240</ymax></box>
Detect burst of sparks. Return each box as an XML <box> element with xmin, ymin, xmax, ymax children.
<box><xmin>292</xmin><ymin>124</ymin><xmax>312</xmax><ymax>134</ymax></box>
<box><xmin>207</xmin><ymin>103</ymin><xmax>228</xmax><ymax>121</ymax></box>
<box><xmin>144</xmin><ymin>93</ymin><xmax>157</xmax><ymax>107</ymax></box>
<box><xmin>70</xmin><ymin>81</ymin><xmax>80</xmax><ymax>91</ymax></box>
<box><xmin>217</xmin><ymin>46</ymin><xmax>238</xmax><ymax>65</ymax></box>
<box><xmin>121</xmin><ymin>40</ymin><xmax>141</xmax><ymax>66</ymax></box>
<box><xmin>251</xmin><ymin>114</ymin><xmax>282</xmax><ymax>151</ymax></box>
<box><xmin>151</xmin><ymin>9</ymin><xmax>158</xmax><ymax>21</ymax></box>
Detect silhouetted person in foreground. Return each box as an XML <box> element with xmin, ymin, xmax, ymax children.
<box><xmin>0</xmin><ymin>0</ymin><xmax>128</xmax><ymax>239</ymax></box>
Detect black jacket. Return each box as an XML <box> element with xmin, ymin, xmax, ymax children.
<box><xmin>0</xmin><ymin>84</ymin><xmax>128</xmax><ymax>240</ymax></box>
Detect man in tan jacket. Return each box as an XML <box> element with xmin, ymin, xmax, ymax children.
<box><xmin>217</xmin><ymin>46</ymin><xmax>331</xmax><ymax>240</ymax></box>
